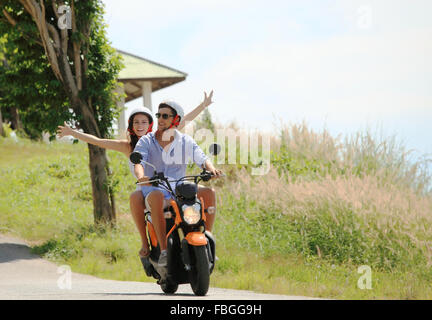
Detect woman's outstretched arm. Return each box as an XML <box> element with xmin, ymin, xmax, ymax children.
<box><xmin>178</xmin><ymin>90</ymin><xmax>214</xmax><ymax>132</ymax></box>
<box><xmin>57</xmin><ymin>122</ymin><xmax>130</xmax><ymax>155</ymax></box>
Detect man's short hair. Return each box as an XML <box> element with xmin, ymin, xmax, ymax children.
<box><xmin>159</xmin><ymin>103</ymin><xmax>180</xmax><ymax>121</ymax></box>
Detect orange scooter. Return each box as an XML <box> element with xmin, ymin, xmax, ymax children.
<box><xmin>130</xmin><ymin>151</ymin><xmax>217</xmax><ymax>296</ymax></box>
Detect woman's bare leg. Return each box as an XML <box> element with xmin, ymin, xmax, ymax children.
<box><xmin>197</xmin><ymin>186</ymin><xmax>216</xmax><ymax>232</ymax></box>
<box><xmin>129</xmin><ymin>190</ymin><xmax>150</xmax><ymax>256</ymax></box>
<box><xmin>146</xmin><ymin>190</ymin><xmax>167</xmax><ymax>251</ymax></box>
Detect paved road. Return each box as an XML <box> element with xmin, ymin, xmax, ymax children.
<box><xmin>0</xmin><ymin>234</ymin><xmax>318</xmax><ymax>300</ymax></box>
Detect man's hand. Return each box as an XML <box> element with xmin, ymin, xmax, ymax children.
<box><xmin>202</xmin><ymin>90</ymin><xmax>214</xmax><ymax>108</ymax></box>
<box><xmin>205</xmin><ymin>160</ymin><xmax>222</xmax><ymax>178</ymax></box>
<box><xmin>137</xmin><ymin>176</ymin><xmax>151</xmax><ymax>186</ymax></box>
<box><xmin>209</xmin><ymin>168</ymin><xmax>223</xmax><ymax>178</ymax></box>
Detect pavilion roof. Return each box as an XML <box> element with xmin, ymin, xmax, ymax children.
<box><xmin>116</xmin><ymin>49</ymin><xmax>187</xmax><ymax>102</ymax></box>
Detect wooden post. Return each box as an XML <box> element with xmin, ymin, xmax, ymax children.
<box><xmin>142</xmin><ymin>81</ymin><xmax>152</xmax><ymax>111</ymax></box>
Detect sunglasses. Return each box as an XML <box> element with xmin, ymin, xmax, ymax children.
<box><xmin>155</xmin><ymin>112</ymin><xmax>174</xmax><ymax>120</ymax></box>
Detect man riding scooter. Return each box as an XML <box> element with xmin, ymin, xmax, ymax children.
<box><xmin>133</xmin><ymin>100</ymin><xmax>222</xmax><ymax>267</ymax></box>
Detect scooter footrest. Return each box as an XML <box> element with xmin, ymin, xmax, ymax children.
<box><xmin>140</xmin><ymin>257</ymin><xmax>155</xmax><ymax>278</ymax></box>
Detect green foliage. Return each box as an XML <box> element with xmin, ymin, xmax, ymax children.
<box><xmin>0</xmin><ymin>5</ymin><xmax>69</xmax><ymax>139</ymax></box>
<box><xmin>272</xmin><ymin>148</ymin><xmax>334</xmax><ymax>181</ymax></box>
<box><xmin>1</xmin><ymin>122</ymin><xmax>12</xmax><ymax>137</ymax></box>
<box><xmin>0</xmin><ymin>33</ymin><xmax>5</xmax><ymax>57</ymax></box>
<box><xmin>32</xmin><ymin>237</ymin><xmax>79</xmax><ymax>260</ymax></box>
<box><xmin>0</xmin><ymin>0</ymin><xmax>124</xmax><ymax>139</ymax></box>
<box><xmin>194</xmin><ymin>108</ymin><xmax>215</xmax><ymax>133</ymax></box>
<box><xmin>77</xmin><ymin>0</ymin><xmax>124</xmax><ymax>138</ymax></box>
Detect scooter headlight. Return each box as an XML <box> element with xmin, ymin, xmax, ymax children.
<box><xmin>182</xmin><ymin>204</ymin><xmax>201</xmax><ymax>225</ymax></box>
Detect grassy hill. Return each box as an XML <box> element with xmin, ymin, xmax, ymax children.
<box><xmin>1</xmin><ymin>123</ymin><xmax>431</xmax><ymax>299</ymax></box>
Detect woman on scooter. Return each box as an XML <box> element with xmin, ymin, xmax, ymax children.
<box><xmin>57</xmin><ymin>91</ymin><xmax>214</xmax><ymax>259</ymax></box>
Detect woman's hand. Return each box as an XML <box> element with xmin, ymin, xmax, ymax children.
<box><xmin>57</xmin><ymin>121</ymin><xmax>75</xmax><ymax>138</ymax></box>
<box><xmin>178</xmin><ymin>90</ymin><xmax>215</xmax><ymax>131</ymax></box>
<box><xmin>202</xmin><ymin>90</ymin><xmax>214</xmax><ymax>108</ymax></box>
<box><xmin>137</xmin><ymin>176</ymin><xmax>151</xmax><ymax>186</ymax></box>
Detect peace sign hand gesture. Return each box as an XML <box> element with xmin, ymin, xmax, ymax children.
<box><xmin>202</xmin><ymin>90</ymin><xmax>214</xmax><ymax>108</ymax></box>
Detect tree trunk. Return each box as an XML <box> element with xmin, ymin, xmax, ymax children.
<box><xmin>1</xmin><ymin>58</ymin><xmax>7</xmax><ymax>136</ymax></box>
<box><xmin>87</xmin><ymin>144</ymin><xmax>116</xmax><ymax>225</ymax></box>
<box><xmin>0</xmin><ymin>107</ymin><xmax>4</xmax><ymax>137</ymax></box>
<box><xmin>58</xmin><ymin>39</ymin><xmax>117</xmax><ymax>225</ymax></box>
<box><xmin>72</xmin><ymin>97</ymin><xmax>116</xmax><ymax>226</ymax></box>
<box><xmin>66</xmin><ymin>89</ymin><xmax>117</xmax><ymax>227</ymax></box>
<box><xmin>10</xmin><ymin>106</ymin><xmax>21</xmax><ymax>131</ymax></box>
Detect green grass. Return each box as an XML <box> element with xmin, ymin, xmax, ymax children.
<box><xmin>1</xmin><ymin>125</ymin><xmax>432</xmax><ymax>299</ymax></box>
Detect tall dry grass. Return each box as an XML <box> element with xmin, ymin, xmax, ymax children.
<box><xmin>273</xmin><ymin>121</ymin><xmax>431</xmax><ymax>195</ymax></box>
<box><xmin>212</xmin><ymin>121</ymin><xmax>432</xmax><ymax>274</ymax></box>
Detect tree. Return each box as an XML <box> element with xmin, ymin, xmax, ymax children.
<box><xmin>0</xmin><ymin>0</ymin><xmax>124</xmax><ymax>225</ymax></box>
<box><xmin>195</xmin><ymin>108</ymin><xmax>215</xmax><ymax>133</ymax></box>
<box><xmin>0</xmin><ymin>109</ymin><xmax>3</xmax><ymax>137</ymax></box>
<box><xmin>0</xmin><ymin>21</ymin><xmax>71</xmax><ymax>139</ymax></box>
<box><xmin>0</xmin><ymin>34</ymin><xmax>4</xmax><ymax>137</ymax></box>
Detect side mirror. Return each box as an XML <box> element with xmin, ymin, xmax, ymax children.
<box><xmin>130</xmin><ymin>151</ymin><xmax>142</xmax><ymax>164</ymax></box>
<box><xmin>130</xmin><ymin>151</ymin><xmax>158</xmax><ymax>175</ymax></box>
<box><xmin>209</xmin><ymin>143</ymin><xmax>221</xmax><ymax>156</ymax></box>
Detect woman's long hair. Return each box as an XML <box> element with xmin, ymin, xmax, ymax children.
<box><xmin>127</xmin><ymin>113</ymin><xmax>153</xmax><ymax>151</ymax></box>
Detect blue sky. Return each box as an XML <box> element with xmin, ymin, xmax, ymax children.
<box><xmin>102</xmin><ymin>0</ymin><xmax>432</xmax><ymax>168</ymax></box>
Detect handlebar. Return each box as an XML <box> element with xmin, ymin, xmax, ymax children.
<box><xmin>135</xmin><ymin>170</ymin><xmax>225</xmax><ymax>188</ymax></box>
<box><xmin>131</xmin><ymin>150</ymin><xmax>226</xmax><ymax>197</ymax></box>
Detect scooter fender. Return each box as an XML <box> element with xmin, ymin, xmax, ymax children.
<box><xmin>185</xmin><ymin>232</ymin><xmax>208</xmax><ymax>246</ymax></box>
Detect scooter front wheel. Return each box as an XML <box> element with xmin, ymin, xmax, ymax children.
<box><xmin>189</xmin><ymin>245</ymin><xmax>210</xmax><ymax>296</ymax></box>
<box><xmin>161</xmin><ymin>280</ymin><xmax>178</xmax><ymax>294</ymax></box>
